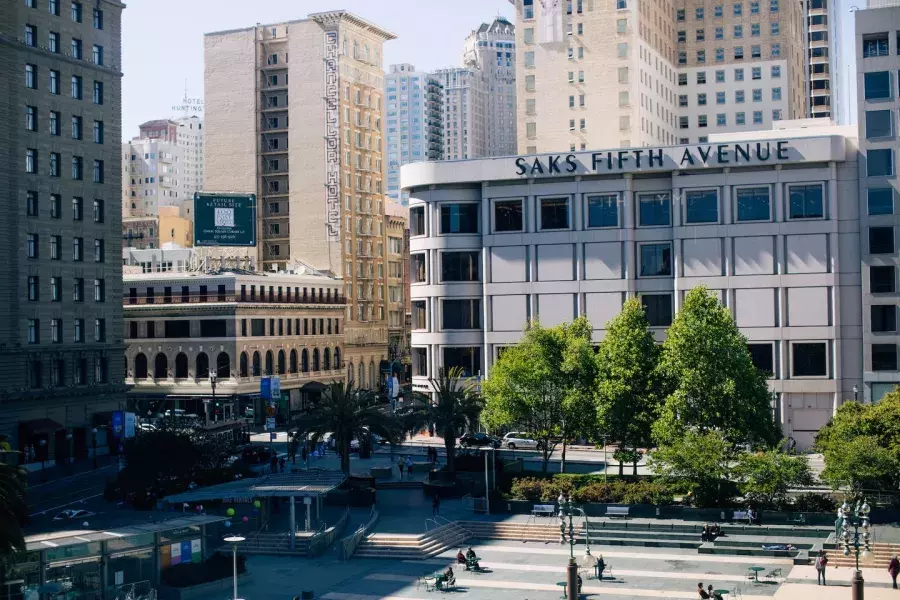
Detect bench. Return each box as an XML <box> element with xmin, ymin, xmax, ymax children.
<box><xmin>788</xmin><ymin>514</ymin><xmax>806</xmax><ymax>525</ymax></box>
<box><xmin>532</xmin><ymin>504</ymin><xmax>556</xmax><ymax>517</ymax></box>
<box><xmin>606</xmin><ymin>506</ymin><xmax>630</xmax><ymax>518</ymax></box>
<box><xmin>733</xmin><ymin>510</ymin><xmax>749</xmax><ymax>521</ymax></box>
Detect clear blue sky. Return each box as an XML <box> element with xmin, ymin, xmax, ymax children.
<box><xmin>121</xmin><ymin>0</ymin><xmax>513</xmax><ymax>137</ymax></box>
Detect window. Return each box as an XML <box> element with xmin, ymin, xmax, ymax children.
<box><xmin>25</xmin><ymin>24</ymin><xmax>36</xmax><ymax>47</ymax></box>
<box><xmin>715</xmin><ymin>71</ymin><xmax>725</xmax><ymax>83</ymax></box>
<box><xmin>50</xmin><ymin>69</ymin><xmax>60</xmax><ymax>94</ymax></box>
<box><xmin>751</xmin><ymin>23</ymin><xmax>760</xmax><ymax>36</ymax></box>
<box><xmin>92</xmin><ymin>160</ymin><xmax>103</xmax><ymax>183</ymax></box>
<box><xmin>870</xmin><ymin>226</ymin><xmax>895</xmax><ymax>254</ymax></box>
<box><xmin>640</xmin><ymin>243</ymin><xmax>672</xmax><ymax>277</ymax></box>
<box><xmin>440</xmin><ymin>204</ymin><xmax>478</xmax><ymax>234</ymax></box>
<box><xmin>27</xmin><ymin>276</ymin><xmax>39</xmax><ymax>301</ymax></box>
<box><xmin>71</xmin><ymin>1</ymin><xmax>82</xmax><ymax>22</ymax></box>
<box><xmin>49</xmin><ymin>111</ymin><xmax>59</xmax><ymax>135</ymax></box>
<box><xmin>93</xmin><ymin>120</ymin><xmax>104</xmax><ymax>144</ymax></box>
<box><xmin>792</xmin><ymin>343</ymin><xmax>826</xmax><ymax>376</ymax></box>
<box><xmin>696</xmin><ymin>28</ymin><xmax>705</xmax><ymax>41</ymax></box>
<box><xmin>540</xmin><ymin>197</ymin><xmax>569</xmax><ymax>230</ymax></box>
<box><xmin>869</xmin><ymin>107</ymin><xmax>896</xmax><ymax>138</ymax></box>
<box><xmin>27</xmin><ymin>191</ymin><xmax>38</xmax><ymax>216</ymax></box>
<box><xmin>524</xmin><ymin>0</ymin><xmax>534</xmax><ymax>19</ymax></box>
<box><xmin>26</xmin><ymin>232</ymin><xmax>39</xmax><ymax>258</ymax></box>
<box><xmin>71</xmin><ymin>37</ymin><xmax>82</xmax><ymax>59</ymax></box>
<box><xmin>864</xmin><ymin>72</ymin><xmax>891</xmax><ymax>100</ymax></box>
<box><xmin>696</xmin><ymin>7</ymin><xmax>704</xmax><ymax>18</ymax></box>
<box><xmin>736</xmin><ymin>112</ymin><xmax>746</xmax><ymax>125</ymax></box>
<box><xmin>872</xmin><ymin>305</ymin><xmax>896</xmax><ymax>332</ymax></box>
<box><xmin>25</xmin><ymin>105</ymin><xmax>37</xmax><ymax>132</ymax></box>
<box><xmin>494</xmin><ymin>199</ymin><xmax>523</xmax><ymax>232</ymax></box>
<box><xmin>442</xmin><ymin>251</ymin><xmax>479</xmax><ymax>282</ymax></box>
<box><xmin>93</xmin><ymin>7</ymin><xmax>102</xmax><ymax>29</ymax></box>
<box><xmin>748</xmin><ymin>343</ymin><xmax>774</xmax><ymax>375</ymax></box>
<box><xmin>736</xmin><ymin>187</ymin><xmax>771</xmax><ymax>221</ymax></box>
<box><xmin>788</xmin><ymin>184</ymin><xmax>824</xmax><ymax>219</ymax></box>
<box><xmin>52</xmin><ymin>319</ymin><xmax>63</xmax><ymax>344</ymax></box>
<box><xmin>28</xmin><ymin>319</ymin><xmax>39</xmax><ymax>344</ymax></box>
<box><xmin>770</xmin><ymin>21</ymin><xmax>779</xmax><ymax>35</ymax></box>
<box><xmin>26</xmin><ymin>149</ymin><xmax>37</xmax><ymax>174</ymax></box>
<box><xmin>71</xmin><ymin>75</ymin><xmax>82</xmax><ymax>99</ymax></box>
<box><xmin>50</xmin><ymin>235</ymin><xmax>60</xmax><ymax>259</ymax></box>
<box><xmin>25</xmin><ymin>64</ymin><xmax>36</xmax><ymax>89</ymax></box>
<box><xmin>410</xmin><ymin>206</ymin><xmax>424</xmax><ymax>236</ymax></box>
<box><xmin>587</xmin><ymin>194</ymin><xmax>618</xmax><ymax>228</ymax></box>
<box><xmin>685</xmin><ymin>189</ymin><xmax>718</xmax><ymax>223</ymax></box>
<box><xmin>71</xmin><ymin>115</ymin><xmax>82</xmax><ymax>140</ymax></box>
<box><xmin>679</xmin><ymin>116</ymin><xmax>689</xmax><ymax>129</ymax></box>
<box><xmin>642</xmin><ymin>294</ymin><xmax>673</xmax><ymax>327</ymax></box>
<box><xmin>639</xmin><ymin>193</ymin><xmax>670</xmax><ymax>226</ymax></box>
<box><xmin>733</xmin><ymin>2</ymin><xmax>742</xmax><ymax>15</ymax></box>
<box><xmin>734</xmin><ymin>25</ymin><xmax>742</xmax><ymax>38</ymax></box>
<box><xmin>94</xmin><ymin>318</ymin><xmax>105</xmax><ymax>342</ymax></box>
<box><xmin>93</xmin><ymin>81</ymin><xmax>103</xmax><ymax>105</ymax></box>
<box><xmin>752</xmin><ymin>89</ymin><xmax>762</xmax><ymax>102</ymax></box>
<box><xmin>442</xmin><ymin>299</ymin><xmax>481</xmax><ymax>330</ymax></box>
<box><xmin>772</xmin><ymin>87</ymin><xmax>782</xmax><ymax>101</ymax></box>
<box><xmin>717</xmin><ymin>113</ymin><xmax>726</xmax><ymax>126</ymax></box>
<box><xmin>50</xmin><ymin>152</ymin><xmax>59</xmax><ymax>177</ymax></box>
<box><xmin>715</xmin><ymin>48</ymin><xmax>724</xmax><ymax>62</ymax></box>
<box><xmin>679</xmin><ymin>94</ymin><xmax>688</xmax><ymax>107</ymax></box>
<box><xmin>868</xmin><ymin>188</ymin><xmax>894</xmax><ymax>216</ymax></box>
<box><xmin>49</xmin><ymin>0</ymin><xmax>59</xmax><ymax>14</ymax></box>
<box><xmin>678</xmin><ymin>73</ymin><xmax>687</xmax><ymax>86</ymax></box>
<box><xmin>753</xmin><ymin>111</ymin><xmax>763</xmax><ymax>124</ymax></box>
<box><xmin>751</xmin><ymin>67</ymin><xmax>761</xmax><ymax>80</ymax></box>
<box><xmin>772</xmin><ymin>65</ymin><xmax>781</xmax><ymax>78</ymax></box>
<box><xmin>770</xmin><ymin>43</ymin><xmax>780</xmax><ymax>57</ymax></box>
<box><xmin>697</xmin><ymin>71</ymin><xmax>706</xmax><ymax>84</ymax></box>
<box><xmin>735</xmin><ymin>69</ymin><xmax>744</xmax><ymax>82</ymax></box>
<box><xmin>72</xmin><ymin>196</ymin><xmax>83</xmax><ymax>221</ymax></box>
<box><xmin>698</xmin><ymin>115</ymin><xmax>708</xmax><ymax>128</ymax></box>
<box><xmin>92</xmin><ymin>44</ymin><xmax>103</xmax><ymax>66</ymax></box>
<box><xmin>525</xmin><ymin>75</ymin><xmax>535</xmax><ymax>92</ymax></box>
<box><xmin>524</xmin><ymin>51</ymin><xmax>534</xmax><ymax>68</ymax></box>
<box><xmin>697</xmin><ymin>93</ymin><xmax>707</xmax><ymax>106</ymax></box>
<box><xmin>73</xmin><ymin>278</ymin><xmax>83</xmax><ymax>302</ymax></box>
<box><xmin>94</xmin><ymin>278</ymin><xmax>105</xmax><ymax>302</ymax></box>
<box><xmin>872</xmin><ymin>344</ymin><xmax>898</xmax><ymax>371</ymax></box>
<box><xmin>868</xmin><ymin>149</ymin><xmax>894</xmax><ymax>177</ymax></box>
<box><xmin>73</xmin><ymin>237</ymin><xmax>83</xmax><ymax>261</ymax></box>
<box><xmin>411</xmin><ymin>253</ymin><xmax>426</xmax><ymax>284</ymax></box>
<box><xmin>734</xmin><ymin>46</ymin><xmax>744</xmax><ymax>60</ymax></box>
<box><xmin>93</xmin><ymin>238</ymin><xmax>104</xmax><ymax>262</ymax></box>
<box><xmin>74</xmin><ymin>318</ymin><xmax>84</xmax><ymax>343</ymax></box>
<box><xmin>677</xmin><ymin>8</ymin><xmax>685</xmax><ymax>20</ymax></box>
<box><xmin>871</xmin><ymin>266</ymin><xmax>895</xmax><ymax>293</ymax></box>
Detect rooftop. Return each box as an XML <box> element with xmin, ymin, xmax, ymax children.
<box><xmin>163</xmin><ymin>470</ymin><xmax>348</xmax><ymax>503</ymax></box>
<box><xmin>25</xmin><ymin>515</ymin><xmax>226</xmax><ymax>552</ymax></box>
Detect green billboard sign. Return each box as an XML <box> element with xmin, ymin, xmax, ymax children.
<box><xmin>193</xmin><ymin>193</ymin><xmax>257</xmax><ymax>247</ymax></box>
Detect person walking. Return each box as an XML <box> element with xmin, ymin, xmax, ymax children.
<box><xmin>815</xmin><ymin>549</ymin><xmax>828</xmax><ymax>586</ymax></box>
<box><xmin>405</xmin><ymin>455</ymin><xmax>413</xmax><ymax>475</ymax></box>
<box><xmin>398</xmin><ymin>456</ymin><xmax>405</xmax><ymax>480</ymax></box>
<box><xmin>888</xmin><ymin>555</ymin><xmax>899</xmax><ymax>589</ymax></box>
<box><xmin>432</xmin><ymin>493</ymin><xmax>440</xmax><ymax>517</ymax></box>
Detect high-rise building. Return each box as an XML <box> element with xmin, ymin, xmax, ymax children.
<box><xmin>855</xmin><ymin>3</ymin><xmax>900</xmax><ymax>403</ymax></box>
<box><xmin>805</xmin><ymin>1</ymin><xmax>840</xmax><ymax>121</ymax></box>
<box><xmin>510</xmin><ymin>0</ymin><xmax>808</xmax><ymax>153</ymax></box>
<box><xmin>434</xmin><ymin>67</ymin><xmax>486</xmax><ymax>160</ymax></box>
<box><xmin>463</xmin><ymin>17</ymin><xmax>518</xmax><ymax>156</ymax></box>
<box><xmin>384</xmin><ymin>202</ymin><xmax>409</xmax><ymax>372</ymax></box>
<box><xmin>204</xmin><ymin>11</ymin><xmax>394</xmax><ymax>387</ymax></box>
<box><xmin>384</xmin><ymin>64</ymin><xmax>443</xmax><ymax>204</ymax></box>
<box><xmin>0</xmin><ymin>0</ymin><xmax>125</xmax><ymax>456</ymax></box>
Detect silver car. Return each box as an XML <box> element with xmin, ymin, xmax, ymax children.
<box><xmin>502</xmin><ymin>432</ymin><xmax>540</xmax><ymax>450</ymax></box>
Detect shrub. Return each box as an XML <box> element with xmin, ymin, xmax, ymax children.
<box><xmin>508</xmin><ymin>477</ymin><xmax>674</xmax><ymax>505</ymax></box>
<box><xmin>790</xmin><ymin>492</ymin><xmax>837</xmax><ymax>513</ymax></box>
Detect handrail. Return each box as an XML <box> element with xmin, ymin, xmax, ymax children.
<box><xmin>340</xmin><ymin>506</ymin><xmax>378</xmax><ymax>560</ymax></box>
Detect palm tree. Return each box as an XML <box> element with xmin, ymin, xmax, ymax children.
<box><xmin>403</xmin><ymin>367</ymin><xmax>484</xmax><ymax>474</ymax></box>
<box><xmin>291</xmin><ymin>381</ymin><xmax>398</xmax><ymax>474</ymax></box>
<box><xmin>0</xmin><ymin>462</ymin><xmax>27</xmax><ymax>560</ymax></box>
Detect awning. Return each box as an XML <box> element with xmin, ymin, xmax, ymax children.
<box><xmin>20</xmin><ymin>419</ymin><xmax>64</xmax><ymax>435</ymax></box>
<box><xmin>163</xmin><ymin>470</ymin><xmax>348</xmax><ymax>503</ymax></box>
<box><xmin>93</xmin><ymin>412</ymin><xmax>114</xmax><ymax>427</ymax></box>
<box><xmin>299</xmin><ymin>381</ymin><xmax>328</xmax><ymax>392</ymax></box>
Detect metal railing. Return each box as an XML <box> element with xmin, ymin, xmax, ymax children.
<box><xmin>339</xmin><ymin>506</ymin><xmax>378</xmax><ymax>561</ymax></box>
<box><xmin>309</xmin><ymin>507</ymin><xmax>351</xmax><ymax>556</ymax></box>
<box><xmin>424</xmin><ymin>515</ymin><xmax>454</xmax><ymax>532</ymax></box>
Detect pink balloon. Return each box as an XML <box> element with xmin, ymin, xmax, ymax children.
<box><xmin>242</xmin><ymin>516</ymin><xmax>249</xmax><ymax>523</ymax></box>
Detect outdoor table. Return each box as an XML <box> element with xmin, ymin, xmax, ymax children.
<box><xmin>749</xmin><ymin>566</ymin><xmax>766</xmax><ymax>582</ymax></box>
<box><xmin>557</xmin><ymin>581</ymin><xmax>568</xmax><ymax>598</ymax></box>
<box><xmin>714</xmin><ymin>589</ymin><xmax>730</xmax><ymax>598</ymax></box>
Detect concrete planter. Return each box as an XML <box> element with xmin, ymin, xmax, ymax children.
<box><xmin>158</xmin><ymin>574</ymin><xmax>252</xmax><ymax>600</ymax></box>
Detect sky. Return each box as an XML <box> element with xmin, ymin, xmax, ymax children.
<box><xmin>121</xmin><ymin>0</ymin><xmax>513</xmax><ymax>137</ymax></box>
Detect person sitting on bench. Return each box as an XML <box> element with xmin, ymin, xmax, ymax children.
<box><xmin>701</xmin><ymin>523</ymin><xmax>711</xmax><ymax>542</ymax></box>
<box><xmin>710</xmin><ymin>523</ymin><xmax>721</xmax><ymax>538</ymax></box>
<box><xmin>708</xmin><ymin>584</ymin><xmax>723</xmax><ymax>600</ymax></box>
<box><xmin>456</xmin><ymin>549</ymin><xmax>466</xmax><ymax>565</ymax></box>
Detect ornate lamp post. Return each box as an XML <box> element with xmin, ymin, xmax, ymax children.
<box><xmin>839</xmin><ymin>499</ymin><xmax>872</xmax><ymax>600</ymax></box>
<box><xmin>561</xmin><ymin>495</ymin><xmax>579</xmax><ymax>598</ymax></box>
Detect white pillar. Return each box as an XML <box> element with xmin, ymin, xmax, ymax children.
<box><xmin>289</xmin><ymin>495</ymin><xmax>295</xmax><ymax>548</ymax></box>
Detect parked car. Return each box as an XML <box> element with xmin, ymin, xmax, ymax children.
<box><xmin>53</xmin><ymin>509</ymin><xmax>95</xmax><ymax>521</ymax></box>
<box><xmin>501</xmin><ymin>432</ymin><xmax>541</xmax><ymax>450</ymax></box>
<box><xmin>459</xmin><ymin>432</ymin><xmax>501</xmax><ymax>449</ymax></box>
<box><xmin>240</xmin><ymin>446</ymin><xmax>274</xmax><ymax>464</ymax></box>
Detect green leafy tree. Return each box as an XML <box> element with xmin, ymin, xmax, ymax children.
<box><xmin>654</xmin><ymin>286</ymin><xmax>779</xmax><ymax>447</ymax></box>
<box><xmin>732</xmin><ymin>449</ymin><xmax>813</xmax><ymax>508</ymax></box>
<box><xmin>483</xmin><ymin>317</ymin><xmax>596</xmax><ymax>472</ymax></box>
<box><xmin>595</xmin><ymin>298</ymin><xmax>661</xmax><ymax>476</ymax></box>
<box><xmin>0</xmin><ymin>463</ymin><xmax>26</xmax><ymax>560</ymax></box>
<box><xmin>648</xmin><ymin>429</ymin><xmax>732</xmax><ymax>507</ymax></box>
<box><xmin>401</xmin><ymin>367</ymin><xmax>484</xmax><ymax>473</ymax></box>
<box><xmin>815</xmin><ymin>390</ymin><xmax>900</xmax><ymax>492</ymax></box>
<box><xmin>291</xmin><ymin>381</ymin><xmax>398</xmax><ymax>474</ymax></box>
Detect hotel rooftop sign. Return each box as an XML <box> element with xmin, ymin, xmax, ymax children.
<box><xmin>400</xmin><ymin>134</ymin><xmax>847</xmax><ymax>188</ymax></box>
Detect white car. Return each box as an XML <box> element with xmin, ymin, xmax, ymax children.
<box><xmin>502</xmin><ymin>432</ymin><xmax>540</xmax><ymax>450</ymax></box>
<box><xmin>53</xmin><ymin>509</ymin><xmax>95</xmax><ymax>521</ymax></box>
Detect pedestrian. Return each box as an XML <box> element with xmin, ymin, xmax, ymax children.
<box><xmin>815</xmin><ymin>549</ymin><xmax>828</xmax><ymax>586</ymax></box>
<box><xmin>596</xmin><ymin>555</ymin><xmax>606</xmax><ymax>580</ymax></box>
<box><xmin>279</xmin><ymin>456</ymin><xmax>286</xmax><ymax>473</ymax></box>
<box><xmin>888</xmin><ymin>555</ymin><xmax>899</xmax><ymax>589</ymax></box>
<box><xmin>432</xmin><ymin>493</ymin><xmax>440</xmax><ymax>517</ymax></box>
<box><xmin>746</xmin><ymin>507</ymin><xmax>755</xmax><ymax>526</ymax></box>
<box><xmin>405</xmin><ymin>455</ymin><xmax>413</xmax><ymax>474</ymax></box>
<box><xmin>398</xmin><ymin>456</ymin><xmax>405</xmax><ymax>480</ymax></box>
<box><xmin>301</xmin><ymin>445</ymin><xmax>308</xmax><ymax>463</ymax></box>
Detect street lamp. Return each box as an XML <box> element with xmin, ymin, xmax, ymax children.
<box><xmin>839</xmin><ymin>499</ymin><xmax>872</xmax><ymax>600</ymax></box>
<box><xmin>91</xmin><ymin>427</ymin><xmax>98</xmax><ymax>469</ymax></box>
<box><xmin>223</xmin><ymin>535</ymin><xmax>245</xmax><ymax>600</ymax></box>
<box><xmin>560</xmin><ymin>495</ymin><xmax>580</xmax><ymax>599</ymax></box>
<box><xmin>853</xmin><ymin>384</ymin><xmax>859</xmax><ymax>402</ymax></box>
<box><xmin>64</xmin><ymin>432</ymin><xmax>73</xmax><ymax>474</ymax></box>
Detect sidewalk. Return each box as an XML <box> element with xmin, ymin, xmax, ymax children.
<box><xmin>23</xmin><ymin>454</ymin><xmax>116</xmax><ymax>486</ymax></box>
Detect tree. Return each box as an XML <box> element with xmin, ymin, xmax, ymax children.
<box><xmin>815</xmin><ymin>390</ymin><xmax>900</xmax><ymax>492</ymax></box>
<box><xmin>595</xmin><ymin>298</ymin><xmax>661</xmax><ymax>476</ymax></box>
<box><xmin>648</xmin><ymin>430</ymin><xmax>732</xmax><ymax>507</ymax></box>
<box><xmin>0</xmin><ymin>463</ymin><xmax>26</xmax><ymax>560</ymax></box>
<box><xmin>732</xmin><ymin>449</ymin><xmax>813</xmax><ymax>508</ymax></box>
<box><xmin>654</xmin><ymin>286</ymin><xmax>779</xmax><ymax>447</ymax></box>
<box><xmin>402</xmin><ymin>367</ymin><xmax>484</xmax><ymax>473</ymax></box>
<box><xmin>291</xmin><ymin>381</ymin><xmax>398</xmax><ymax>474</ymax></box>
<box><xmin>483</xmin><ymin>317</ymin><xmax>596</xmax><ymax>473</ymax></box>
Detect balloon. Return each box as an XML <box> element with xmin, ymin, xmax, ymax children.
<box><xmin>253</xmin><ymin>500</ymin><xmax>261</xmax><ymax>508</ymax></box>
<box><xmin>252</xmin><ymin>508</ymin><xmax>259</xmax><ymax>515</ymax></box>
<box><xmin>226</xmin><ymin>508</ymin><xmax>235</xmax><ymax>517</ymax></box>
<box><xmin>224</xmin><ymin>520</ymin><xmax>232</xmax><ymax>528</ymax></box>
<box><xmin>242</xmin><ymin>516</ymin><xmax>249</xmax><ymax>523</ymax></box>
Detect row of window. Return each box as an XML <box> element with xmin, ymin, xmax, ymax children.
<box><xmin>678</xmin><ymin>22</ymin><xmax>780</xmax><ymax>43</ymax></box>
<box><xmin>680</xmin><ymin>87</ymin><xmax>781</xmax><ymax>107</ymax></box>
<box><xmin>25</xmin><ymin>107</ymin><xmax>104</xmax><ymax>142</ymax></box>
<box><xmin>680</xmin><ymin>66</ymin><xmax>780</xmax><ymax>86</ymax></box>
<box><xmin>126</xmin><ymin>285</ymin><xmax>341</xmax><ymax>304</ymax></box>
<box><xmin>27</xmin><ymin>276</ymin><xmax>105</xmax><ymax>303</ymax></box>
<box><xmin>24</xmin><ymin>0</ymin><xmax>103</xmax><ymax>28</ymax></box>
<box><xmin>26</xmin><ymin>354</ymin><xmax>108</xmax><ymax>390</ymax></box>
<box><xmin>26</xmin><ymin>193</ymin><xmax>104</xmax><ymax>221</ymax></box>
<box><xmin>126</xmin><ymin>316</ymin><xmax>340</xmax><ymax>340</ymax></box>
<box><xmin>24</xmin><ymin>65</ymin><xmax>104</xmax><ymax>103</ymax></box>
<box><xmin>26</xmin><ymin>234</ymin><xmax>105</xmax><ymax>262</ymax></box>
<box><xmin>680</xmin><ymin>44</ymin><xmax>781</xmax><ymax>64</ymax></box>
<box><xmin>27</xmin><ymin>317</ymin><xmax>106</xmax><ymax>344</ymax></box>
<box><xmin>410</xmin><ymin>186</ymin><xmax>826</xmax><ymax>237</ymax></box>
<box><xmin>25</xmin><ymin>150</ymin><xmax>104</xmax><ymax>182</ymax></box>
<box><xmin>24</xmin><ymin>24</ymin><xmax>104</xmax><ymax>65</ymax></box>
<box><xmin>677</xmin><ymin>1</ymin><xmax>780</xmax><ymax>20</ymax></box>
<box><xmin>680</xmin><ymin>110</ymin><xmax>782</xmax><ymax>129</ymax></box>
<box><xmin>131</xmin><ymin>347</ymin><xmax>342</xmax><ymax>381</ymax></box>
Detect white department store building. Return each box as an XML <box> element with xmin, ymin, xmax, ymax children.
<box><xmin>403</xmin><ymin>123</ymin><xmax>863</xmax><ymax>448</ymax></box>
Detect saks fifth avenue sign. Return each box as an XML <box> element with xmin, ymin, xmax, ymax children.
<box><xmin>514</xmin><ymin>140</ymin><xmax>791</xmax><ymax>177</ymax></box>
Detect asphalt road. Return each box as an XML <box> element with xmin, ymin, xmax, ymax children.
<box><xmin>27</xmin><ymin>462</ymin><xmax>116</xmax><ymax>522</ymax></box>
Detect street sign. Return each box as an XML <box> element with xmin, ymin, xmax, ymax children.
<box><xmin>193</xmin><ymin>192</ymin><xmax>257</xmax><ymax>247</ymax></box>
<box><xmin>265</xmin><ymin>405</ymin><xmax>276</xmax><ymax>417</ymax></box>
<box><xmin>261</xmin><ymin>376</ymin><xmax>281</xmax><ymax>400</ymax></box>
<box><xmin>265</xmin><ymin>417</ymin><xmax>276</xmax><ymax>431</ymax></box>
<box><xmin>269</xmin><ymin>432</ymin><xmax>276</xmax><ymax>441</ymax></box>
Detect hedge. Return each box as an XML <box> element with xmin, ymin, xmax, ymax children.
<box><xmin>508</xmin><ymin>477</ymin><xmax>675</xmax><ymax>505</ymax></box>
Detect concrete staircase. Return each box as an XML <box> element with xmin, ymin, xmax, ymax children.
<box><xmin>353</xmin><ymin>522</ymin><xmax>471</xmax><ymax>559</ymax></box>
<box><xmin>825</xmin><ymin>541</ymin><xmax>900</xmax><ymax>569</ymax></box>
<box><xmin>233</xmin><ymin>532</ymin><xmax>311</xmax><ymax>556</ymax></box>
<box><xmin>461</xmin><ymin>520</ymin><xmax>704</xmax><ymax>549</ymax></box>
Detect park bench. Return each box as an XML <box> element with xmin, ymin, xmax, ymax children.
<box><xmin>733</xmin><ymin>510</ymin><xmax>749</xmax><ymax>521</ymax></box>
<box><xmin>606</xmin><ymin>506</ymin><xmax>630</xmax><ymax>518</ymax></box>
<box><xmin>532</xmin><ymin>504</ymin><xmax>556</xmax><ymax>517</ymax></box>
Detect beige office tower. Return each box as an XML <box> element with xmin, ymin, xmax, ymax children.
<box><xmin>204</xmin><ymin>11</ymin><xmax>395</xmax><ymax>388</ymax></box>
<box><xmin>510</xmin><ymin>0</ymin><xmax>807</xmax><ymax>153</ymax></box>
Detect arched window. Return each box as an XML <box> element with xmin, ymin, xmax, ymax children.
<box><xmin>217</xmin><ymin>352</ymin><xmax>230</xmax><ymax>378</ymax></box>
<box><xmin>347</xmin><ymin>361</ymin><xmax>354</xmax><ymax>383</ymax></box>
<box><xmin>342</xmin><ymin>36</ymin><xmax>348</xmax><ymax>55</ymax></box>
<box><xmin>358</xmin><ymin>361</ymin><xmax>365</xmax><ymax>388</ymax></box>
<box><xmin>301</xmin><ymin>349</ymin><xmax>309</xmax><ymax>373</ymax></box>
<box><xmin>174</xmin><ymin>353</ymin><xmax>188</xmax><ymax>379</ymax></box>
<box><xmin>154</xmin><ymin>353</ymin><xmax>168</xmax><ymax>380</ymax></box>
<box><xmin>196</xmin><ymin>353</ymin><xmax>209</xmax><ymax>380</ymax></box>
<box><xmin>353</xmin><ymin>40</ymin><xmax>359</xmax><ymax>59</ymax></box>
<box><xmin>369</xmin><ymin>362</ymin><xmax>375</xmax><ymax>390</ymax></box>
<box><xmin>289</xmin><ymin>349</ymin><xmax>298</xmax><ymax>373</ymax></box>
<box><xmin>252</xmin><ymin>351</ymin><xmax>261</xmax><ymax>377</ymax></box>
<box><xmin>277</xmin><ymin>350</ymin><xmax>286</xmax><ymax>375</ymax></box>
<box><xmin>240</xmin><ymin>353</ymin><xmax>249</xmax><ymax>378</ymax></box>
<box><xmin>312</xmin><ymin>348</ymin><xmax>320</xmax><ymax>371</ymax></box>
<box><xmin>334</xmin><ymin>347</ymin><xmax>342</xmax><ymax>369</ymax></box>
<box><xmin>323</xmin><ymin>348</ymin><xmax>331</xmax><ymax>371</ymax></box>
<box><xmin>265</xmin><ymin>351</ymin><xmax>274</xmax><ymax>375</ymax></box>
<box><xmin>134</xmin><ymin>353</ymin><xmax>148</xmax><ymax>379</ymax></box>
<box><xmin>363</xmin><ymin>44</ymin><xmax>369</xmax><ymax>62</ymax></box>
